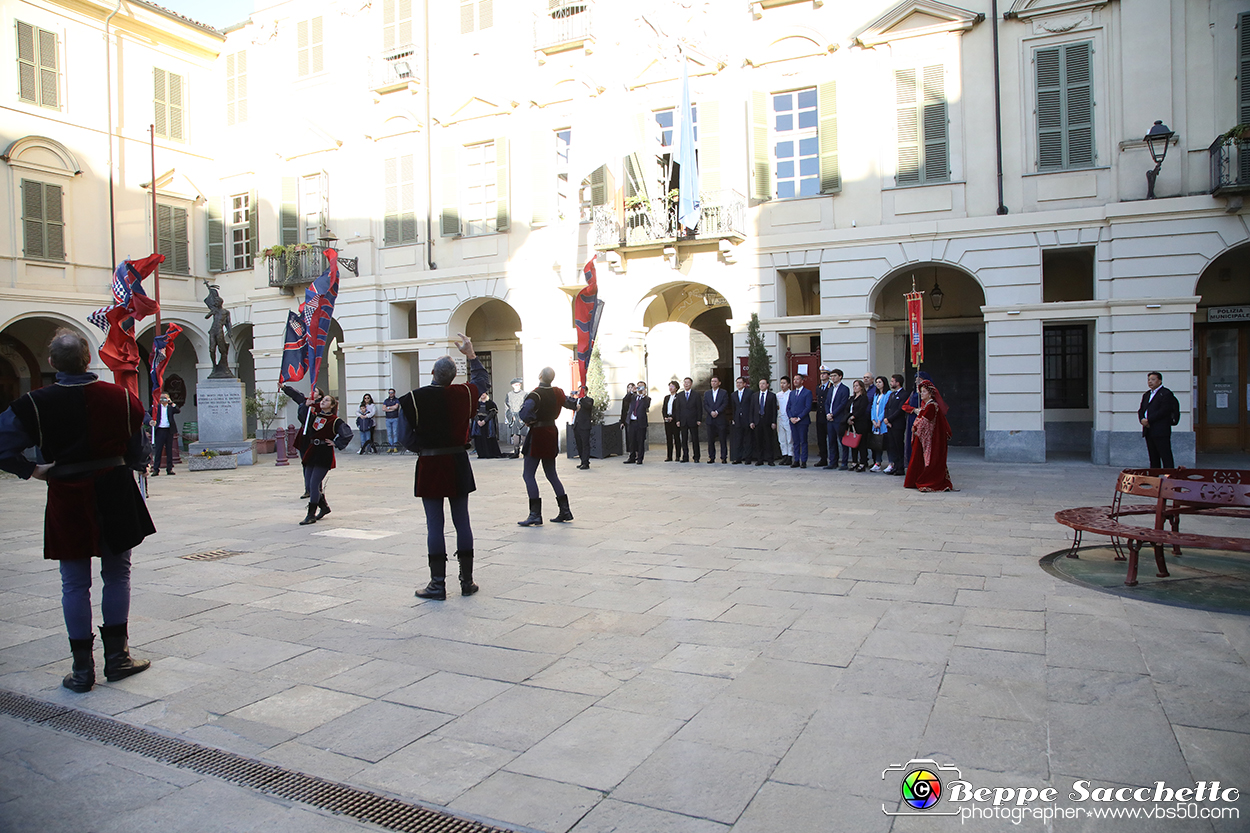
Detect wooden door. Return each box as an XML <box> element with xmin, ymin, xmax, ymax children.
<box><xmin>1196</xmin><ymin>324</ymin><xmax>1249</xmax><ymax>451</ymax></box>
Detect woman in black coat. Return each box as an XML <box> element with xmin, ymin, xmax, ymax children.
<box><xmin>471</xmin><ymin>392</ymin><xmax>502</xmax><ymax>459</ymax></box>
<box><xmin>846</xmin><ymin>379</ymin><xmax>871</xmax><ymax>472</ymax></box>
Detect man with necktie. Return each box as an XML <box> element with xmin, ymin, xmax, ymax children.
<box><xmin>730</xmin><ymin>376</ymin><xmax>753</xmax><ymax>464</ymax></box>
<box><xmin>749</xmin><ymin>378</ymin><xmax>779</xmax><ymax>466</ymax></box>
<box><xmin>815</xmin><ymin>367</ymin><xmax>832</xmax><ymax>468</ymax></box>
<box><xmin>149</xmin><ymin>391</ymin><xmax>180</xmax><ymax>476</ymax></box>
<box><xmin>787</xmin><ymin>373</ymin><xmax>813</xmax><ymax>468</ymax></box>
<box><xmin>824</xmin><ymin>369</ymin><xmax>850</xmax><ymax>471</ymax></box>
<box><xmin>703</xmin><ymin>376</ymin><xmax>729</xmax><ymax>464</ymax></box>
<box><xmin>676</xmin><ymin>377</ymin><xmax>703</xmax><ymax>463</ymax></box>
<box><xmin>1138</xmin><ymin>371</ymin><xmax>1181</xmax><ymax>468</ymax></box>
<box><xmin>624</xmin><ymin>380</ymin><xmax>651</xmax><ymax>464</ymax></box>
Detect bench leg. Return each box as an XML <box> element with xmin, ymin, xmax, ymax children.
<box><xmin>1065</xmin><ymin>529</ymin><xmax>1082</xmax><ymax>559</ymax></box>
<box><xmin>1153</xmin><ymin>544</ymin><xmax>1169</xmax><ymax>578</ymax></box>
<box><xmin>1111</xmin><ymin>536</ymin><xmax>1127</xmax><ymax>562</ymax></box>
<box><xmin>1169</xmin><ymin>515</ymin><xmax>1182</xmax><ymax>556</ymax></box>
<box><xmin>1125</xmin><ymin>540</ymin><xmax>1140</xmax><ymax>586</ymax></box>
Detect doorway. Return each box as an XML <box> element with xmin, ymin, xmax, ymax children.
<box><xmin>1196</xmin><ymin>324</ymin><xmax>1249</xmax><ymax>451</ymax></box>
<box><xmin>907</xmin><ymin>331</ymin><xmax>980</xmax><ymax>447</ymax></box>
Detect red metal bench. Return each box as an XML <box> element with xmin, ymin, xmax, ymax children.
<box><xmin>1055</xmin><ymin>469</ymin><xmax>1250</xmax><ymax>586</ymax></box>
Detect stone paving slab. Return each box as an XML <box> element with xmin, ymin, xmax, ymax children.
<box><xmin>1</xmin><ymin>452</ymin><xmax>1248</xmax><ymax>832</ymax></box>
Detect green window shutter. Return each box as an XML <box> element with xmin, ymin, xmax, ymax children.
<box><xmin>383</xmin><ymin>0</ymin><xmax>396</xmax><ymax>50</ymax></box>
<box><xmin>226</xmin><ymin>51</ymin><xmax>247</xmax><ymax>126</ymax></box>
<box><xmin>38</xmin><ymin>28</ymin><xmax>57</xmax><ymax>108</ymax></box>
<box><xmin>247</xmin><ymin>189</ymin><xmax>258</xmax><ymax>265</ymax></box>
<box><xmin>44</xmin><ymin>184</ymin><xmax>63</xmax><ymax>259</ymax></box>
<box><xmin>531</xmin><ymin>132</ymin><xmax>552</xmax><ymax>227</ymax></box>
<box><xmin>623</xmin><ymin>153</ymin><xmax>643</xmax><ymax>201</ymax></box>
<box><xmin>1035</xmin><ymin>47</ymin><xmax>1062</xmax><ymax>170</ymax></box>
<box><xmin>495</xmin><ymin>136</ymin><xmax>510</xmax><ymax>231</ymax></box>
<box><xmin>922</xmin><ymin>64</ymin><xmax>948</xmax><ymax>182</ymax></box>
<box><xmin>750</xmin><ymin>91</ymin><xmax>770</xmax><ymax>201</ymax></box>
<box><xmin>168</xmin><ymin>72</ymin><xmax>184</xmax><ymax>141</ymax></box>
<box><xmin>154</xmin><ymin>68</ymin><xmax>168</xmax><ymax>138</ymax></box>
<box><xmin>479</xmin><ymin>0</ymin><xmax>493</xmax><ymax>29</ymax></box>
<box><xmin>280</xmin><ymin>177</ymin><xmax>299</xmax><ymax>245</ymax></box>
<box><xmin>589</xmin><ymin>164</ymin><xmax>608</xmax><ymax>206</ymax></box>
<box><xmin>1064</xmin><ymin>43</ymin><xmax>1093</xmax><ymax>167</ymax></box>
<box><xmin>441</xmin><ymin>146</ymin><xmax>460</xmax><ymax>236</ymax></box>
<box><xmin>21</xmin><ymin>179</ymin><xmax>44</xmax><ymax>259</ymax></box>
<box><xmin>1036</xmin><ymin>43</ymin><xmax>1094</xmax><ymax>171</ymax></box>
<box><xmin>817</xmin><ymin>82</ymin><xmax>839</xmax><ymax>193</ymax></box>
<box><xmin>225</xmin><ymin>53</ymin><xmax>236</xmax><ymax>125</ymax></box>
<box><xmin>700</xmin><ymin>100</ymin><xmax>721</xmax><ymax>194</ymax></box>
<box><xmin>1241</xmin><ymin>13</ymin><xmax>1250</xmax><ymax>123</ymax></box>
<box><xmin>17</xmin><ymin>22</ymin><xmax>36</xmax><ymax>103</ymax></box>
<box><xmin>311</xmin><ymin>17</ymin><xmax>324</xmax><ymax>74</ymax></box>
<box><xmin>896</xmin><ymin>69</ymin><xmax>920</xmax><ymax>185</ymax></box>
<box><xmin>157</xmin><ymin>203</ymin><xmax>174</xmax><ymax>265</ymax></box>
<box><xmin>297</xmin><ymin>20</ymin><xmax>309</xmax><ymax>76</ymax></box>
<box><xmin>399</xmin><ymin>155</ymin><xmax>416</xmax><ymax>243</ymax></box>
<box><xmin>384</xmin><ymin>155</ymin><xmax>417</xmax><ymax>244</ymax></box>
<box><xmin>207</xmin><ymin>196</ymin><xmax>224</xmax><ymax>272</ymax></box>
<box><xmin>16</xmin><ymin>22</ymin><xmax>57</xmax><ymax>108</ymax></box>
<box><xmin>398</xmin><ymin>0</ymin><xmax>413</xmax><ymax>45</ymax></box>
<box><xmin>460</xmin><ymin>1</ymin><xmax>475</xmax><ymax>34</ymax></box>
<box><xmin>384</xmin><ymin>157</ymin><xmax>399</xmax><ymax>244</ymax></box>
<box><xmin>173</xmin><ymin>206</ymin><xmax>189</xmax><ymax>274</ymax></box>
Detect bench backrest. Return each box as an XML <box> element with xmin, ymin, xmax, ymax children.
<box><xmin>1159</xmin><ymin>478</ymin><xmax>1250</xmax><ymax>508</ymax></box>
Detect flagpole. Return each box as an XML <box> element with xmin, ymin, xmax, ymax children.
<box><xmin>150</xmin><ymin>125</ymin><xmax>162</xmax><ymax>337</ymax></box>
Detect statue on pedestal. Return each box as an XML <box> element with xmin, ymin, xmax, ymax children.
<box><xmin>203</xmin><ymin>281</ymin><xmax>234</xmax><ymax>379</ymax></box>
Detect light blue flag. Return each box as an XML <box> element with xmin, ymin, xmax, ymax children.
<box><xmin>673</xmin><ymin>54</ymin><xmax>701</xmax><ymax>231</ymax></box>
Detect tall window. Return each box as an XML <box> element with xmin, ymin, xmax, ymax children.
<box><xmin>773</xmin><ymin>88</ymin><xmax>818</xmax><ymax>198</ymax></box>
<box><xmin>226</xmin><ymin>51</ymin><xmax>247</xmax><ymax>126</ymax></box>
<box><xmin>460</xmin><ymin>0</ymin><xmax>493</xmax><ymax>33</ymax></box>
<box><xmin>1036</xmin><ymin>42</ymin><xmax>1094</xmax><ymax>170</ymax></box>
<box><xmin>229</xmin><ymin>193</ymin><xmax>252</xmax><ymax>271</ymax></box>
<box><xmin>156</xmin><ymin>204</ymin><xmax>190</xmax><ymax>275</ymax></box>
<box><xmin>16</xmin><ymin>21</ymin><xmax>59</xmax><ymax>109</ymax></box>
<box><xmin>463</xmin><ymin>141</ymin><xmax>497</xmax><ymax>236</ymax></box>
<box><xmin>297</xmin><ymin>17</ymin><xmax>324</xmax><ymax>77</ymax></box>
<box><xmin>384</xmin><ymin>155</ymin><xmax>417</xmax><ymax>246</ymax></box>
<box><xmin>383</xmin><ymin>0</ymin><xmax>414</xmax><ymax>49</ymax></box>
<box><xmin>896</xmin><ymin>65</ymin><xmax>948</xmax><ymax>185</ymax></box>
<box><xmin>21</xmin><ymin>179</ymin><xmax>64</xmax><ymax>260</ymax></box>
<box><xmin>1043</xmin><ymin>325</ymin><xmax>1088</xmax><ymax>409</ymax></box>
<box><xmin>154</xmin><ymin>68</ymin><xmax>184</xmax><ymax>141</ymax></box>
<box><xmin>655</xmin><ymin>106</ymin><xmax>698</xmax><ymax>194</ymax></box>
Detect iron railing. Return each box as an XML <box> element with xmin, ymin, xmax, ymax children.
<box><xmin>1210</xmin><ymin>133</ymin><xmax>1250</xmax><ymax>196</ymax></box>
<box><xmin>535</xmin><ymin>1</ymin><xmax>594</xmax><ymax>54</ymax></box>
<box><xmin>268</xmin><ymin>245</ymin><xmax>327</xmax><ymax>288</ymax></box>
<box><xmin>592</xmin><ymin>190</ymin><xmax>747</xmax><ymax>250</ymax></box>
<box><xmin>369</xmin><ymin>44</ymin><xmax>420</xmax><ymax>92</ymax></box>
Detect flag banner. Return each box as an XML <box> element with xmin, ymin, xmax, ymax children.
<box><xmin>906</xmin><ymin>291</ymin><xmax>925</xmax><ymax>368</ymax></box>
<box><xmin>304</xmin><ymin>248</ymin><xmax>341</xmax><ymax>389</ymax></box>
<box><xmin>573</xmin><ymin>257</ymin><xmax>605</xmax><ymax>382</ymax></box>
<box><xmin>278</xmin><ymin>309</ymin><xmax>309</xmax><ymax>385</ymax></box>
<box><xmin>149</xmin><ymin>322</ymin><xmax>183</xmax><ymax>418</ymax></box>
<box><xmin>674</xmin><ymin>55</ymin><xmax>701</xmax><ymax>232</ymax></box>
<box><xmin>98</xmin><ymin>254</ymin><xmax>165</xmax><ymax>398</ymax></box>
<box><xmin>89</xmin><ymin>254</ymin><xmax>165</xmax><ymax>335</ymax></box>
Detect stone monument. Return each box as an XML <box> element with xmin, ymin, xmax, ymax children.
<box><xmin>188</xmin><ymin>282</ymin><xmax>255</xmax><ymax>464</ymax></box>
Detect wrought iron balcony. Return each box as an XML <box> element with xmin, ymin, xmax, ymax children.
<box><xmin>267</xmin><ymin>245</ymin><xmax>327</xmax><ymax>288</ymax></box>
<box><xmin>1210</xmin><ymin>132</ymin><xmax>1250</xmax><ymax>196</ymax></box>
<box><xmin>369</xmin><ymin>44</ymin><xmax>420</xmax><ymax>93</ymax></box>
<box><xmin>535</xmin><ymin>1</ymin><xmax>594</xmax><ymax>55</ymax></box>
<box><xmin>591</xmin><ymin>190</ymin><xmax>747</xmax><ymax>251</ymax></box>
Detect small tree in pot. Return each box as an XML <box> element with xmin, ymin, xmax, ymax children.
<box><xmin>245</xmin><ymin>390</ymin><xmax>289</xmax><ymax>452</ymax></box>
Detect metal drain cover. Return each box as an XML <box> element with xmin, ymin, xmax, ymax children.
<box><xmin>181</xmin><ymin>549</ymin><xmax>247</xmax><ymax>562</ymax></box>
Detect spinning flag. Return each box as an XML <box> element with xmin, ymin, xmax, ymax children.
<box><xmin>93</xmin><ymin>254</ymin><xmax>165</xmax><ymax>398</ymax></box>
<box><xmin>277</xmin><ymin>310</ymin><xmax>309</xmax><ymax>385</ymax></box>
<box><xmin>673</xmin><ymin>54</ymin><xmax>701</xmax><ymax>232</ymax></box>
<box><xmin>303</xmin><ymin>248</ymin><xmax>341</xmax><ymax>389</ymax></box>
<box><xmin>573</xmin><ymin>257</ymin><xmax>605</xmax><ymax>382</ymax></box>
<box><xmin>149</xmin><ymin>323</ymin><xmax>183</xmax><ymax>418</ymax></box>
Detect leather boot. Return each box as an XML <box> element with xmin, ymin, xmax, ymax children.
<box><xmin>315</xmin><ymin>496</ymin><xmax>331</xmax><ymax>520</ymax></box>
<box><xmin>456</xmin><ymin>550</ymin><xmax>478</xmax><ymax>596</ymax></box>
<box><xmin>550</xmin><ymin>494</ymin><xmax>573</xmax><ymax>523</ymax></box>
<box><xmin>63</xmin><ymin>636</ymin><xmax>94</xmax><ymax>692</ymax></box>
<box><xmin>99</xmin><ymin>624</ymin><xmax>150</xmax><ymax>682</ymax></box>
<box><xmin>299</xmin><ymin>502</ymin><xmax>318</xmax><ymax>524</ymax></box>
<box><xmin>517</xmin><ymin>498</ymin><xmax>543</xmax><ymax>526</ymax></box>
<box><xmin>415</xmin><ymin>554</ymin><xmax>447</xmax><ymax>600</ymax></box>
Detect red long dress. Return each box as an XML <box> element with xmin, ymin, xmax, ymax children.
<box><xmin>903</xmin><ymin>400</ymin><xmax>954</xmax><ymax>492</ymax></box>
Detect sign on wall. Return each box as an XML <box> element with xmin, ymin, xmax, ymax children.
<box><xmin>1208</xmin><ymin>306</ymin><xmax>1250</xmax><ymax>322</ymax></box>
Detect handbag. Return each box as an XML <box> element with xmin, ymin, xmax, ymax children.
<box><xmin>868</xmin><ymin>432</ymin><xmax>884</xmax><ymax>452</ymax></box>
<box><xmin>841</xmin><ymin>431</ymin><xmax>862</xmax><ymax>449</ymax></box>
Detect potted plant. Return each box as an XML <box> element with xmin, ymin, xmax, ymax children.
<box><xmin>245</xmin><ymin>390</ymin><xmax>289</xmax><ymax>454</ymax></box>
<box><xmin>566</xmin><ymin>343</ymin><xmax>623</xmax><ymax>459</ymax></box>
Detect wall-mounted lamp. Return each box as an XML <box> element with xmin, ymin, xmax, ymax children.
<box><xmin>1144</xmin><ymin>120</ymin><xmax>1174</xmax><ymax>199</ymax></box>
<box><xmin>930</xmin><ymin>282</ymin><xmax>944</xmax><ymax>311</ymax></box>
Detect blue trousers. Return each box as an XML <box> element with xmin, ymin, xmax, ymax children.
<box><xmin>60</xmin><ymin>551</ymin><xmax>132</xmax><ymax>640</ymax></box>
<box><xmin>303</xmin><ymin>464</ymin><xmax>330</xmax><ymax>503</ymax></box>
<box><xmin>523</xmin><ymin>455</ymin><xmax>564</xmax><ymax>499</ymax></box>
<box><xmin>423</xmin><ymin>495</ymin><xmax>472</xmax><ymax>553</ymax></box>
<box><xmin>386</xmin><ymin>419</ymin><xmax>400</xmax><ymax>446</ymax></box>
<box><xmin>791</xmin><ymin>421</ymin><xmax>809</xmax><ymax>463</ymax></box>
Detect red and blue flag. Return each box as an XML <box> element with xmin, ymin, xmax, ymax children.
<box><xmin>278</xmin><ymin>310</ymin><xmax>309</xmax><ymax>384</ymax></box>
<box><xmin>94</xmin><ymin>254</ymin><xmax>164</xmax><ymax>398</ymax></box>
<box><xmin>573</xmin><ymin>257</ymin><xmax>605</xmax><ymax>382</ymax></box>
<box><xmin>303</xmin><ymin>248</ymin><xmax>340</xmax><ymax>389</ymax></box>
<box><xmin>149</xmin><ymin>322</ymin><xmax>183</xmax><ymax>418</ymax></box>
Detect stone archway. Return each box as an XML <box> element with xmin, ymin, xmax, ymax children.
<box><xmin>1194</xmin><ymin>243</ymin><xmax>1250</xmax><ymax>452</ymax></box>
<box><xmin>0</xmin><ymin>316</ymin><xmax>95</xmax><ymax>391</ymax></box>
<box><xmin>457</xmin><ymin>298</ymin><xmax>522</xmax><ymax>397</ymax></box>
<box><xmin>136</xmin><ymin>321</ymin><xmax>202</xmax><ymax>428</ymax></box>
<box><xmin>637</xmin><ymin>282</ymin><xmax>733</xmax><ymax>389</ymax></box>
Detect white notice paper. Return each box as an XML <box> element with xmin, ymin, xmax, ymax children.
<box><xmin>798</xmin><ymin>364</ymin><xmax>809</xmax><ymax>375</ymax></box>
<box><xmin>1216</xmin><ymin>393</ymin><xmax>1229</xmax><ymax>409</ymax></box>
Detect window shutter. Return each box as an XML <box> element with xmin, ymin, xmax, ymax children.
<box><xmin>531</xmin><ymin>132</ymin><xmax>552</xmax><ymax>227</ymax></box>
<box><xmin>22</xmin><ymin>179</ymin><xmax>44</xmax><ymax>259</ymax></box>
<box><xmin>44</xmin><ymin>184</ymin><xmax>63</xmax><ymax>260</ymax></box>
<box><xmin>317</xmin><ymin>171</ymin><xmax>330</xmax><ymax>240</ymax></box>
<box><xmin>311</xmin><ymin>17</ymin><xmax>324</xmax><ymax>74</ymax></box>
<box><xmin>399</xmin><ymin>154</ymin><xmax>416</xmax><ymax>243</ymax></box>
<box><xmin>750</xmin><ymin>91</ymin><xmax>770</xmax><ymax>201</ymax></box>
<box><xmin>817</xmin><ymin>82</ymin><xmax>839</xmax><ymax>194</ymax></box>
<box><xmin>297</xmin><ymin>19</ymin><xmax>309</xmax><ymax>76</ymax></box>
<box><xmin>384</xmin><ymin>156</ymin><xmax>416</xmax><ymax>245</ymax></box>
<box><xmin>398</xmin><ymin>0</ymin><xmax>413</xmax><ymax>45</ymax></box>
<box><xmin>623</xmin><ymin>153</ymin><xmax>645</xmax><ymax>201</ymax></box>
<box><xmin>1241</xmin><ymin>13</ymin><xmax>1250</xmax><ymax>124</ymax></box>
<box><xmin>17</xmin><ymin>22</ymin><xmax>37</xmax><ymax>103</ymax></box>
<box><xmin>157</xmin><ymin>203</ymin><xmax>174</xmax><ymax>265</ymax></box>
<box><xmin>173</xmin><ymin>207</ymin><xmax>189</xmax><ymax>274</ymax></box>
<box><xmin>37</xmin><ymin>27</ymin><xmax>57</xmax><ymax>108</ymax></box>
<box><xmin>247</xmin><ymin>189</ymin><xmax>259</xmax><ymax>264</ymax></box>
<box><xmin>922</xmin><ymin>65</ymin><xmax>948</xmax><ymax>182</ymax></box>
<box><xmin>384</xmin><ymin>157</ymin><xmax>399</xmax><ymax>244</ymax></box>
<box><xmin>154</xmin><ymin>68</ymin><xmax>168</xmax><ymax>138</ymax></box>
<box><xmin>478</xmin><ymin>0</ymin><xmax>493</xmax><ymax>29</ymax></box>
<box><xmin>280</xmin><ymin>177</ymin><xmax>299</xmax><ymax>245</ymax></box>
<box><xmin>383</xmin><ymin>0</ymin><xmax>396</xmax><ymax>50</ymax></box>
<box><xmin>495</xmin><ymin>136</ymin><xmax>510</xmax><ymax>231</ymax></box>
<box><xmin>226</xmin><ymin>53</ymin><xmax>236</xmax><ymax>125</ymax></box>
<box><xmin>460</xmin><ymin>1</ymin><xmax>475</xmax><ymax>34</ymax></box>
<box><xmin>207</xmin><ymin>196</ymin><xmax>224</xmax><ymax>272</ymax></box>
<box><xmin>1035</xmin><ymin>47</ymin><xmax>1063</xmax><ymax>170</ymax></box>
<box><xmin>441</xmin><ymin>147</ymin><xmax>460</xmax><ymax>236</ymax></box>
<box><xmin>168</xmin><ymin>72</ymin><xmax>184</xmax><ymax>141</ymax></box>
<box><xmin>896</xmin><ymin>69</ymin><xmax>920</xmax><ymax>185</ymax></box>
<box><xmin>227</xmin><ymin>51</ymin><xmax>247</xmax><ymax>125</ymax></box>
<box><xmin>700</xmin><ymin>100</ymin><xmax>721</xmax><ymax>193</ymax></box>
<box><xmin>1063</xmin><ymin>43</ymin><xmax>1093</xmax><ymax>167</ymax></box>
<box><xmin>589</xmin><ymin>164</ymin><xmax>608</xmax><ymax>206</ymax></box>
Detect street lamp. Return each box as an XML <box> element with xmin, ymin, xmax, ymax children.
<box><xmin>930</xmin><ymin>281</ymin><xmax>944</xmax><ymax>311</ymax></box>
<box><xmin>1144</xmin><ymin>120</ymin><xmax>1174</xmax><ymax>199</ymax></box>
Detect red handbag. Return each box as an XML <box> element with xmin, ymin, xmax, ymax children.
<box><xmin>841</xmin><ymin>431</ymin><xmax>862</xmax><ymax>448</ymax></box>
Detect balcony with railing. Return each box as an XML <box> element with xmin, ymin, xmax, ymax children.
<box><xmin>535</xmin><ymin>1</ymin><xmax>594</xmax><ymax>55</ymax></box>
<box><xmin>267</xmin><ymin>244</ymin><xmax>328</xmax><ymax>289</ymax></box>
<box><xmin>592</xmin><ymin>190</ymin><xmax>747</xmax><ymax>252</ymax></box>
<box><xmin>1210</xmin><ymin>131</ymin><xmax>1250</xmax><ymax>197</ymax></box>
<box><xmin>369</xmin><ymin>44</ymin><xmax>420</xmax><ymax>94</ymax></box>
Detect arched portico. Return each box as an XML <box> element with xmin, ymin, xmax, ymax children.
<box><xmin>635</xmin><ymin>281</ymin><xmax>733</xmax><ymax>390</ymax></box>
<box><xmin>457</xmin><ymin>298</ymin><xmax>522</xmax><ymax>396</ymax></box>
<box><xmin>1194</xmin><ymin>242</ymin><xmax>1250</xmax><ymax>452</ymax></box>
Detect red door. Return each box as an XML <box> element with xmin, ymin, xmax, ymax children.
<box><xmin>788</xmin><ymin>353</ymin><xmax>819</xmax><ymax>394</ymax></box>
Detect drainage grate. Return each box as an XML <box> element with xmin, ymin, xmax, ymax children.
<box><xmin>180</xmin><ymin>549</ymin><xmax>247</xmax><ymax>562</ymax></box>
<box><xmin>0</xmin><ymin>689</ymin><xmax>513</xmax><ymax>833</ymax></box>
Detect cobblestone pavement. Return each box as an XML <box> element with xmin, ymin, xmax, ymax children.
<box><xmin>1</xmin><ymin>450</ymin><xmax>1247</xmax><ymax>832</ymax></box>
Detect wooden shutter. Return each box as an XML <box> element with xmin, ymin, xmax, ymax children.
<box><xmin>397</xmin><ymin>0</ymin><xmax>413</xmax><ymax>44</ymax></box>
<box><xmin>157</xmin><ymin>204</ymin><xmax>174</xmax><ymax>267</ymax></box>
<box><xmin>37</xmin><ymin>28</ymin><xmax>57</xmax><ymax>108</ymax></box>
<box><xmin>311</xmin><ymin>17</ymin><xmax>324</xmax><ymax>74</ymax></box>
<box><xmin>531</xmin><ymin>132</ymin><xmax>552</xmax><ymax>227</ymax></box>
<box><xmin>280</xmin><ymin>177</ymin><xmax>299</xmax><ymax>245</ymax></box>
<box><xmin>384</xmin><ymin>0</ymin><xmax>415</xmax><ymax>49</ymax></box>
<box><xmin>623</xmin><ymin>153</ymin><xmax>644</xmax><ymax>200</ymax></box>
<box><xmin>1241</xmin><ymin>13</ymin><xmax>1250</xmax><ymax>124</ymax></box>
<box><xmin>441</xmin><ymin>147</ymin><xmax>460</xmax><ymax>236</ymax></box>
<box><xmin>17</xmin><ymin>22</ymin><xmax>37</xmax><ymax>103</ymax></box>
<box><xmin>168</xmin><ymin>72</ymin><xmax>184</xmax><ymax>141</ymax></box>
<box><xmin>227</xmin><ymin>51</ymin><xmax>247</xmax><ymax>125</ymax></box>
<box><xmin>1064</xmin><ymin>44</ymin><xmax>1093</xmax><ymax>167</ymax></box>
<box><xmin>495</xmin><ymin>137</ymin><xmax>510</xmax><ymax>231</ymax></box>
<box><xmin>922</xmin><ymin>65</ymin><xmax>948</xmax><ymax>182</ymax></box>
<box><xmin>207</xmin><ymin>196</ymin><xmax>224</xmax><ymax>272</ymax></box>
<box><xmin>896</xmin><ymin>69</ymin><xmax>920</xmax><ymax>185</ymax></box>
<box><xmin>297</xmin><ymin>19</ymin><xmax>324</xmax><ymax>76</ymax></box>
<box><xmin>479</xmin><ymin>0</ymin><xmax>493</xmax><ymax>29</ymax></box>
<box><xmin>589</xmin><ymin>164</ymin><xmax>608</xmax><ymax>206</ymax></box>
<box><xmin>247</xmin><ymin>189</ymin><xmax>258</xmax><ymax>265</ymax></box>
<box><xmin>383</xmin><ymin>0</ymin><xmax>396</xmax><ymax>50</ymax></box>
<box><xmin>385</xmin><ymin>155</ymin><xmax>417</xmax><ymax>244</ymax></box>
<box><xmin>154</xmin><ymin>68</ymin><xmax>168</xmax><ymax>137</ymax></box>
<box><xmin>22</xmin><ymin>179</ymin><xmax>44</xmax><ymax>259</ymax></box>
<box><xmin>44</xmin><ymin>183</ymin><xmax>63</xmax><ymax>259</ymax></box>
<box><xmin>750</xmin><ymin>91</ymin><xmax>770</xmax><ymax>201</ymax></box>
<box><xmin>16</xmin><ymin>22</ymin><xmax>58</xmax><ymax>107</ymax></box>
<box><xmin>460</xmin><ymin>0</ymin><xmax>475</xmax><ymax>34</ymax></box>
<box><xmin>817</xmin><ymin>82</ymin><xmax>839</xmax><ymax>193</ymax></box>
<box><xmin>700</xmin><ymin>100</ymin><xmax>721</xmax><ymax>194</ymax></box>
<box><xmin>173</xmin><ymin>207</ymin><xmax>189</xmax><ymax>274</ymax></box>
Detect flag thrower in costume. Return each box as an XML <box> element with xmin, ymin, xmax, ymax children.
<box><xmin>149</xmin><ymin>322</ymin><xmax>183</xmax><ymax>418</ymax></box>
<box><xmin>278</xmin><ymin>310</ymin><xmax>309</xmax><ymax>385</ymax></box>
<box><xmin>92</xmin><ymin>254</ymin><xmax>165</xmax><ymax>398</ymax></box>
<box><xmin>673</xmin><ymin>53</ymin><xmax>701</xmax><ymax>232</ymax></box>
<box><xmin>573</xmin><ymin>257</ymin><xmax>605</xmax><ymax>382</ymax></box>
<box><xmin>303</xmin><ymin>248</ymin><xmax>341</xmax><ymax>389</ymax></box>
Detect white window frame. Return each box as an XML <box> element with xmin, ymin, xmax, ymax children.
<box><xmin>461</xmin><ymin>141</ymin><xmax>497</xmax><ymax>236</ymax></box>
<box><xmin>771</xmin><ymin>87</ymin><xmax>819</xmax><ymax>199</ymax></box>
<box><xmin>228</xmin><ymin>192</ymin><xmax>252</xmax><ymax>271</ymax></box>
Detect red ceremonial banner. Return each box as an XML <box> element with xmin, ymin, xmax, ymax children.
<box><xmin>906</xmin><ymin>291</ymin><xmax>925</xmax><ymax>368</ymax></box>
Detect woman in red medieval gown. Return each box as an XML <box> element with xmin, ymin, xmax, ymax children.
<box><xmin>903</xmin><ymin>379</ymin><xmax>954</xmax><ymax>492</ymax></box>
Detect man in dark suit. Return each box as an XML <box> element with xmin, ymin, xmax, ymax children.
<box><xmin>703</xmin><ymin>376</ymin><xmax>729</xmax><ymax>464</ymax></box>
<box><xmin>149</xmin><ymin>392</ymin><xmax>180</xmax><ymax>476</ymax></box>
<box><xmin>749</xmin><ymin>378</ymin><xmax>779</xmax><ymax>466</ymax></box>
<box><xmin>565</xmin><ymin>385</ymin><xmax>594</xmax><ymax>470</ymax></box>
<box><xmin>883</xmin><ymin>374</ymin><xmax>907</xmax><ymax>475</ymax></box>
<box><xmin>676</xmin><ymin>377</ymin><xmax>703</xmax><ymax>462</ymax></box>
<box><xmin>624</xmin><ymin>380</ymin><xmax>651</xmax><ymax>464</ymax></box>
<box><xmin>814</xmin><ymin>367</ymin><xmax>832</xmax><ymax>467</ymax></box>
<box><xmin>662</xmin><ymin>381</ymin><xmax>680</xmax><ymax>461</ymax></box>
<box><xmin>620</xmin><ymin>383</ymin><xmax>636</xmax><ymax>458</ymax></box>
<box><xmin>730</xmin><ymin>376</ymin><xmax>753</xmax><ymax>464</ymax></box>
<box><xmin>1138</xmin><ymin>371</ymin><xmax>1181</xmax><ymax>469</ymax></box>
<box><xmin>786</xmin><ymin>373</ymin><xmax>813</xmax><ymax>468</ymax></box>
<box><xmin>824</xmin><ymin>369</ymin><xmax>850</xmax><ymax>471</ymax></box>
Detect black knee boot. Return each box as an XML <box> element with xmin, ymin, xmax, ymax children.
<box><xmin>99</xmin><ymin>624</ymin><xmax>150</xmax><ymax>682</ymax></box>
<box><xmin>316</xmin><ymin>496</ymin><xmax>331</xmax><ymax>520</ymax></box>
<box><xmin>415</xmin><ymin>554</ymin><xmax>447</xmax><ymax>600</ymax></box>
<box><xmin>517</xmin><ymin>498</ymin><xmax>543</xmax><ymax>526</ymax></box>
<box><xmin>299</xmin><ymin>502</ymin><xmax>318</xmax><ymax>525</ymax></box>
<box><xmin>550</xmin><ymin>494</ymin><xmax>573</xmax><ymax>523</ymax></box>
<box><xmin>456</xmin><ymin>550</ymin><xmax>478</xmax><ymax>596</ymax></box>
<box><xmin>63</xmin><ymin>636</ymin><xmax>94</xmax><ymax>692</ymax></box>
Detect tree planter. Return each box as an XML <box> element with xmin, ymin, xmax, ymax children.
<box><xmin>254</xmin><ymin>439</ymin><xmax>276</xmax><ymax>454</ymax></box>
<box><xmin>566</xmin><ymin>422</ymin><xmax>625</xmax><ymax>459</ymax></box>
<box><xmin>188</xmin><ymin>455</ymin><xmax>238</xmax><ymax>472</ymax></box>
